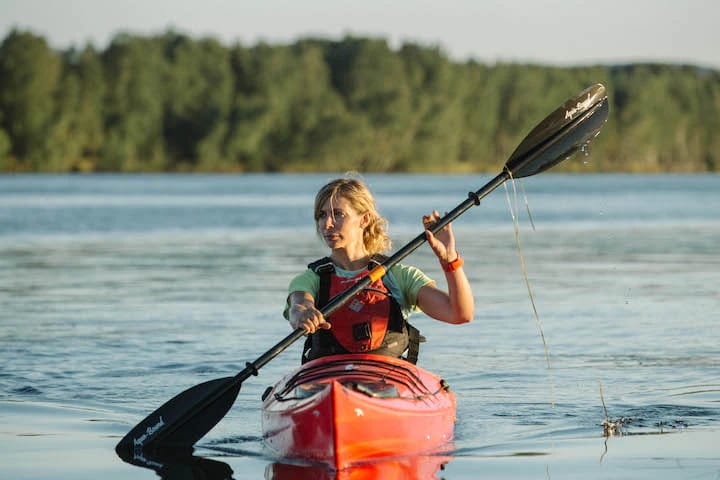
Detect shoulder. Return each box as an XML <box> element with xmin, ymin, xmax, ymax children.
<box><xmin>288</xmin><ymin>268</ymin><xmax>320</xmax><ymax>295</ymax></box>
<box><xmin>387</xmin><ymin>263</ymin><xmax>434</xmax><ymax>307</ymax></box>
<box><xmin>389</xmin><ymin>263</ymin><xmax>433</xmax><ymax>286</ymax></box>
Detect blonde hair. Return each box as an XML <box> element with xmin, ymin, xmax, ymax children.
<box><xmin>314</xmin><ymin>178</ymin><xmax>391</xmax><ymax>255</ymax></box>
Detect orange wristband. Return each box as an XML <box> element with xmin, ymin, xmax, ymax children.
<box><xmin>441</xmin><ymin>254</ymin><xmax>464</xmax><ymax>272</ymax></box>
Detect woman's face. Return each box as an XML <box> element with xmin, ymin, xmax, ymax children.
<box><xmin>317</xmin><ymin>196</ymin><xmax>368</xmax><ymax>251</ymax></box>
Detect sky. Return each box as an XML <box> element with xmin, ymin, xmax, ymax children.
<box><xmin>1</xmin><ymin>0</ymin><xmax>719</xmax><ymax>69</ymax></box>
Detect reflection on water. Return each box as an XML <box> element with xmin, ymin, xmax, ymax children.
<box><xmin>266</xmin><ymin>455</ymin><xmax>452</xmax><ymax>480</ymax></box>
<box><xmin>117</xmin><ymin>440</ymin><xmax>452</xmax><ymax>480</ymax></box>
<box><xmin>116</xmin><ymin>447</ymin><xmax>235</xmax><ymax>480</ymax></box>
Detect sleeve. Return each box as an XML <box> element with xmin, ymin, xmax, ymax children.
<box><xmin>388</xmin><ymin>263</ymin><xmax>435</xmax><ymax>311</ymax></box>
<box><xmin>283</xmin><ymin>269</ymin><xmax>320</xmax><ymax>320</ymax></box>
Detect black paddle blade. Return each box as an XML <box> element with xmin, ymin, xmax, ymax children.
<box><xmin>506</xmin><ymin>83</ymin><xmax>609</xmax><ymax>178</ymax></box>
<box><xmin>115</xmin><ymin>376</ymin><xmax>241</xmax><ymax>455</ymax></box>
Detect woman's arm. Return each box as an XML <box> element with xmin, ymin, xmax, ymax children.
<box><xmin>287</xmin><ymin>290</ymin><xmax>332</xmax><ymax>333</ymax></box>
<box><xmin>416</xmin><ymin>268</ymin><xmax>474</xmax><ymax>324</ymax></box>
<box><xmin>416</xmin><ymin>210</ymin><xmax>474</xmax><ymax>324</ymax></box>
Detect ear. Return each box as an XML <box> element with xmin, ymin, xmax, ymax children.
<box><xmin>360</xmin><ymin>212</ymin><xmax>371</xmax><ymax>229</ymax></box>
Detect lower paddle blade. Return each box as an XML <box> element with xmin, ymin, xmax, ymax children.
<box><xmin>506</xmin><ymin>83</ymin><xmax>609</xmax><ymax>178</ymax></box>
<box><xmin>116</xmin><ymin>376</ymin><xmax>241</xmax><ymax>454</ymax></box>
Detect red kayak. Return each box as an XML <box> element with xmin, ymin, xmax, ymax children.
<box><xmin>261</xmin><ymin>353</ymin><xmax>456</xmax><ymax>470</ymax></box>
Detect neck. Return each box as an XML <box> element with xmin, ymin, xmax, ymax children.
<box><xmin>330</xmin><ymin>248</ymin><xmax>370</xmax><ymax>271</ymax></box>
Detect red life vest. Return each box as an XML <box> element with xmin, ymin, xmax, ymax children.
<box><xmin>327</xmin><ymin>268</ymin><xmax>394</xmax><ymax>352</ymax></box>
<box><xmin>302</xmin><ymin>256</ymin><xmax>422</xmax><ymax>364</ymax></box>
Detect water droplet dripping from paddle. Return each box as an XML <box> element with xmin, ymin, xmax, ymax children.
<box><xmin>581</xmin><ymin>142</ymin><xmax>592</xmax><ymax>166</ymax></box>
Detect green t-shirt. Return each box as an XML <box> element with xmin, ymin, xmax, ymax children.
<box><xmin>284</xmin><ymin>263</ymin><xmax>434</xmax><ymax>320</ymax></box>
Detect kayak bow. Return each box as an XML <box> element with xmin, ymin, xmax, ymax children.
<box><xmin>261</xmin><ymin>354</ymin><xmax>456</xmax><ymax>470</ymax></box>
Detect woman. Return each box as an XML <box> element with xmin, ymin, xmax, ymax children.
<box><xmin>285</xmin><ymin>177</ymin><xmax>474</xmax><ymax>363</ymax></box>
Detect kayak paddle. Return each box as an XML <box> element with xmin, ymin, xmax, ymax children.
<box><xmin>116</xmin><ymin>83</ymin><xmax>609</xmax><ymax>456</ymax></box>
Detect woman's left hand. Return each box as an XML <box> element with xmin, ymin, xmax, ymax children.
<box><xmin>423</xmin><ymin>210</ymin><xmax>458</xmax><ymax>264</ymax></box>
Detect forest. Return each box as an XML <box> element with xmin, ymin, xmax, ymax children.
<box><xmin>1</xmin><ymin>29</ymin><xmax>718</xmax><ymax>173</ymax></box>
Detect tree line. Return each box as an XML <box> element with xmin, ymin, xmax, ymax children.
<box><xmin>1</xmin><ymin>29</ymin><xmax>718</xmax><ymax>173</ymax></box>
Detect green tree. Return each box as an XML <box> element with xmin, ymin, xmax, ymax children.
<box><xmin>325</xmin><ymin>37</ymin><xmax>413</xmax><ymax>170</ymax></box>
<box><xmin>45</xmin><ymin>45</ymin><xmax>105</xmax><ymax>171</ymax></box>
<box><xmin>226</xmin><ymin>42</ymin><xmax>352</xmax><ymax>171</ymax></box>
<box><xmin>0</xmin><ymin>127</ymin><xmax>11</xmax><ymax>170</ymax></box>
<box><xmin>398</xmin><ymin>44</ymin><xmax>468</xmax><ymax>171</ymax></box>
<box><xmin>277</xmin><ymin>42</ymin><xmax>361</xmax><ymax>171</ymax></box>
<box><xmin>162</xmin><ymin>33</ymin><xmax>233</xmax><ymax>170</ymax></box>
<box><xmin>0</xmin><ymin>31</ymin><xmax>718</xmax><ymax>173</ymax></box>
<box><xmin>101</xmin><ymin>33</ymin><xmax>167</xmax><ymax>171</ymax></box>
<box><xmin>0</xmin><ymin>30</ymin><xmax>61</xmax><ymax>170</ymax></box>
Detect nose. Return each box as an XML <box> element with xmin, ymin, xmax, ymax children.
<box><xmin>321</xmin><ymin>215</ymin><xmax>334</xmax><ymax>229</ymax></box>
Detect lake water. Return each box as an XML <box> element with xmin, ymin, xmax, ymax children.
<box><xmin>1</xmin><ymin>173</ymin><xmax>719</xmax><ymax>479</ymax></box>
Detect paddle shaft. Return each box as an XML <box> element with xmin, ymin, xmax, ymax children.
<box><xmin>245</xmin><ymin>88</ymin><xmax>607</xmax><ymax>379</ymax></box>
<box><xmin>119</xmin><ymin>83</ymin><xmax>609</xmax><ymax>453</ymax></box>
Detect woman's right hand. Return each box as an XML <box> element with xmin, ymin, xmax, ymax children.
<box><xmin>288</xmin><ymin>291</ymin><xmax>332</xmax><ymax>334</ymax></box>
